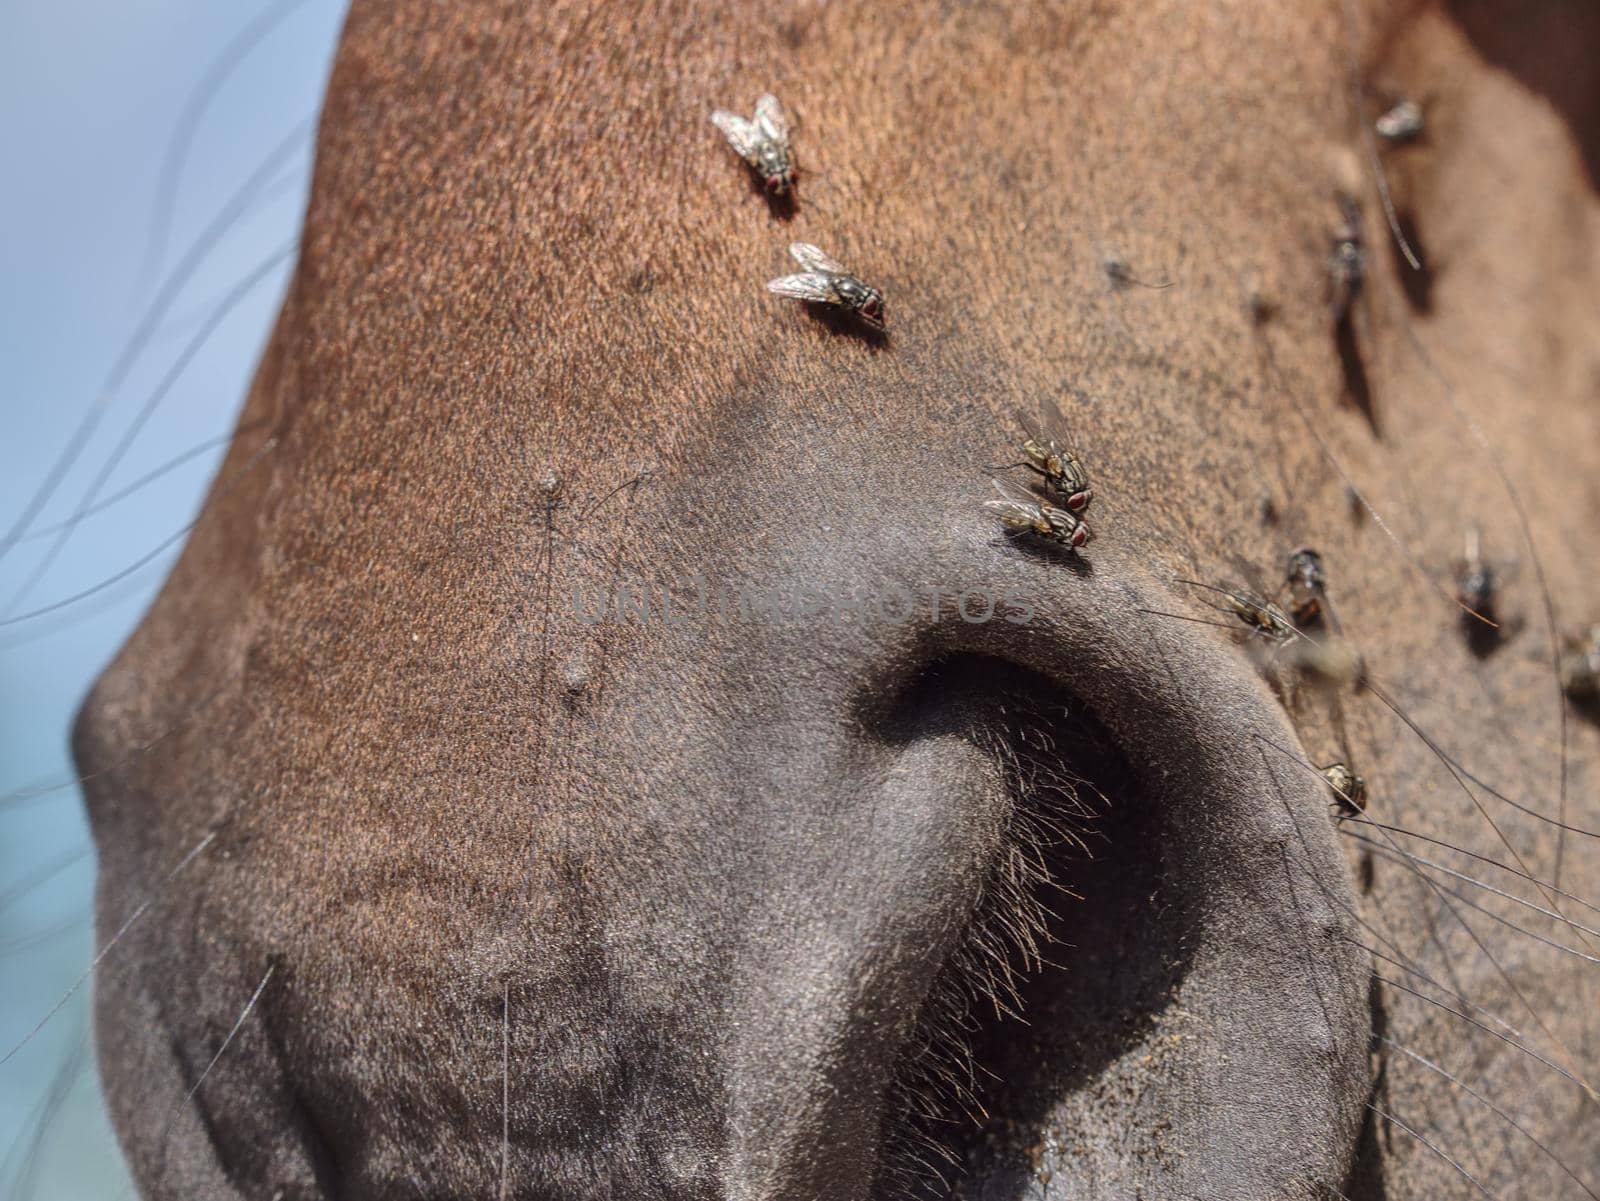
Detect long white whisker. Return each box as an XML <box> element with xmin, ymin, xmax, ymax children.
<box><xmin>123</xmin><ymin>963</ymin><xmax>279</xmax><ymax>1201</ymax></box>
<box><xmin>1366</xmin><ymin>1102</ymin><xmax>1497</xmax><ymax>1200</ymax></box>
<box><xmin>182</xmin><ymin>963</ymin><xmax>276</xmax><ymax>1107</ymax></box>
<box><xmin>1381</xmin><ymin>1036</ymin><xmax>1600</xmax><ymax>1201</ymax></box>
<box><xmin>1</xmin><ymin>832</ymin><xmax>216</xmax><ymax>1066</ymax></box>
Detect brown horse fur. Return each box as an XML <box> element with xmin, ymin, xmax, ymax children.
<box><xmin>70</xmin><ymin>0</ymin><xmax>1600</xmax><ymax>1197</ymax></box>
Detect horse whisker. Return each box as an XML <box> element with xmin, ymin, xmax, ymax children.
<box><xmin>1</xmin><ymin>832</ymin><xmax>216</xmax><ymax>1066</ymax></box>
<box><xmin>0</xmin><ymin>119</ymin><xmax>309</xmax><ymax>572</ymax></box>
<box><xmin>1345</xmin><ymin>831</ymin><xmax>1600</xmax><ymax>946</ymax></box>
<box><xmin>1366</xmin><ymin>1101</ymin><xmax>1498</xmax><ymax>1200</ymax></box>
<box><xmin>1340</xmin><ymin>816</ymin><xmax>1600</xmax><ymax>920</ymax></box>
<box><xmin>1379</xmin><ymin>1035</ymin><xmax>1600</xmax><ymax>1201</ymax></box>
<box><xmin>133</xmin><ymin>0</ymin><xmax>318</xmax><ymax>301</ymax></box>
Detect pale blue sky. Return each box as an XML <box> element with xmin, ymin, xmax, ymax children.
<box><xmin>1</xmin><ymin>2</ymin><xmax>348</xmax><ymax>1194</ymax></box>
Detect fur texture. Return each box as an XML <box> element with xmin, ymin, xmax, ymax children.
<box><xmin>72</xmin><ymin>0</ymin><xmax>1600</xmax><ymax>1197</ymax></box>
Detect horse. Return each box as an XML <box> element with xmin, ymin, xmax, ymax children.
<box><xmin>46</xmin><ymin>0</ymin><xmax>1600</xmax><ymax>1195</ymax></box>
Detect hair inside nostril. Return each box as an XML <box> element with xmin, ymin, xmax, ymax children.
<box><xmin>867</xmin><ymin>653</ymin><xmax>1187</xmax><ymax>1198</ymax></box>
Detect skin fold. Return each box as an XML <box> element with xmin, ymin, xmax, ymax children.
<box><xmin>71</xmin><ymin>0</ymin><xmax>1600</xmax><ymax>1196</ymax></box>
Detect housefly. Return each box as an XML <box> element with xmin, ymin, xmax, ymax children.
<box><xmin>1173</xmin><ymin>580</ymin><xmax>1298</xmax><ymax>648</ymax></box>
<box><xmin>1225</xmin><ymin>589</ymin><xmax>1298</xmax><ymax>646</ymax></box>
<box><xmin>1330</xmin><ymin>196</ymin><xmax>1365</xmax><ymax>322</ymax></box>
<box><xmin>767</xmin><ymin>242</ymin><xmax>885</xmax><ymax>328</ymax></box>
<box><xmin>1284</xmin><ymin>546</ymin><xmax>1328</xmax><ymax>629</ymax></box>
<box><xmin>1455</xmin><ymin>525</ymin><xmax>1496</xmax><ymax>624</ymax></box>
<box><xmin>985</xmin><ymin>480</ymin><xmax>1092</xmax><ymax>550</ymax></box>
<box><xmin>1322</xmin><ymin>762</ymin><xmax>1369</xmax><ymax>814</ymax></box>
<box><xmin>1561</xmin><ymin>626</ymin><xmax>1600</xmax><ymax>705</ymax></box>
<box><xmin>1375</xmin><ymin>99</ymin><xmax>1424</xmax><ymax>144</ymax></box>
<box><xmin>1017</xmin><ymin>431</ymin><xmax>1093</xmax><ymax>513</ymax></box>
<box><xmin>710</xmin><ymin>93</ymin><xmax>796</xmax><ymax>195</ymax></box>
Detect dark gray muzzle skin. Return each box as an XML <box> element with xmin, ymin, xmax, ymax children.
<box><xmin>661</xmin><ymin>481</ymin><xmax>1372</xmax><ymax>1200</ymax></box>
<box><xmin>76</xmin><ymin>462</ymin><xmax>1368</xmax><ymax>1201</ymax></box>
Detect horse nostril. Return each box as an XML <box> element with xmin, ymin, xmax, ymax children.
<box><xmin>835</xmin><ymin>562</ymin><xmax>1371</xmax><ymax>1197</ymax></box>
<box><xmin>867</xmin><ymin>654</ymin><xmax>1187</xmax><ymax>1195</ymax></box>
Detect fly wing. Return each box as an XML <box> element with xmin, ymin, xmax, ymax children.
<box><xmin>767</xmin><ymin>272</ymin><xmax>836</xmax><ymax>302</ymax></box>
<box><xmin>1012</xmin><ymin>404</ymin><xmax>1044</xmax><ymax>441</ymax></box>
<box><xmin>754</xmin><ymin>93</ymin><xmax>789</xmax><ymax>142</ymax></box>
<box><xmin>710</xmin><ymin>110</ymin><xmax>761</xmax><ymax>161</ymax></box>
<box><xmin>989</xmin><ymin>476</ymin><xmax>1037</xmax><ymax>504</ymax></box>
<box><xmin>983</xmin><ymin>498</ymin><xmax>1040</xmax><ymax>531</ymax></box>
<box><xmin>1016</xmin><ymin>400</ymin><xmax>1077</xmax><ymax>451</ymax></box>
<box><xmin>789</xmin><ymin>242</ymin><xmax>847</xmax><ymax>274</ymax></box>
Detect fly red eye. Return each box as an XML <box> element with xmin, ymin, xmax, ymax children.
<box><xmin>1071</xmin><ymin>524</ymin><xmax>1090</xmax><ymax>547</ymax></box>
<box><xmin>1067</xmin><ymin>490</ymin><xmax>1092</xmax><ymax>511</ymax></box>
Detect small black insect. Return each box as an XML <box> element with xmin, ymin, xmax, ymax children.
<box><xmin>1102</xmin><ymin>256</ymin><xmax>1172</xmax><ymax>290</ymax></box>
<box><xmin>768</xmin><ymin>242</ymin><xmax>885</xmax><ymax>328</ymax></box>
<box><xmin>1284</xmin><ymin>546</ymin><xmax>1328</xmax><ymax>629</ymax></box>
<box><xmin>1561</xmin><ymin>626</ymin><xmax>1600</xmax><ymax>706</ymax></box>
<box><xmin>710</xmin><ymin>93</ymin><xmax>796</xmax><ymax>195</ymax></box>
<box><xmin>1454</xmin><ymin>525</ymin><xmax>1496</xmax><ymax>625</ymax></box>
<box><xmin>1322</xmin><ymin>762</ymin><xmax>1368</xmax><ymax>815</ymax></box>
<box><xmin>1330</xmin><ymin>196</ymin><xmax>1366</xmax><ymax>321</ymax></box>
<box><xmin>985</xmin><ymin>480</ymin><xmax>1092</xmax><ymax>550</ymax></box>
